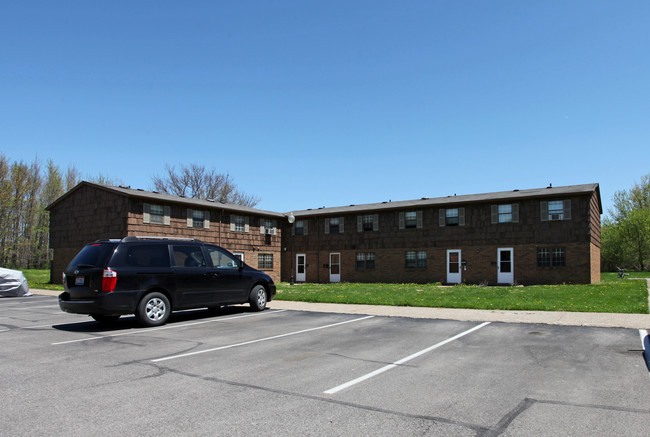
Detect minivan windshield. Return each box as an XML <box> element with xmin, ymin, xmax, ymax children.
<box><xmin>66</xmin><ymin>243</ymin><xmax>118</xmax><ymax>270</ymax></box>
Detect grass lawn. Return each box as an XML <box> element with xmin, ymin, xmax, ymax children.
<box><xmin>20</xmin><ymin>269</ymin><xmax>649</xmax><ymax>314</ymax></box>
<box><xmin>22</xmin><ymin>269</ymin><xmax>63</xmax><ymax>291</ymax></box>
<box><xmin>276</xmin><ymin>273</ymin><xmax>649</xmax><ymax>314</ymax></box>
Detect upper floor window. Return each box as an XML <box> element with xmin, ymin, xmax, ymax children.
<box><xmin>324</xmin><ymin>217</ymin><xmax>344</xmax><ymax>234</ymax></box>
<box><xmin>541</xmin><ymin>200</ymin><xmax>571</xmax><ymax>221</ymax></box>
<box><xmin>439</xmin><ymin>208</ymin><xmax>465</xmax><ymax>227</ymax></box>
<box><xmin>187</xmin><ymin>209</ymin><xmax>210</xmax><ymax>229</ymax></box>
<box><xmin>260</xmin><ymin>218</ymin><xmax>277</xmax><ymax>235</ymax></box>
<box><xmin>150</xmin><ymin>204</ymin><xmax>165</xmax><ymax>224</ymax></box>
<box><xmin>356</xmin><ymin>252</ymin><xmax>375</xmax><ymax>269</ymax></box>
<box><xmin>294</xmin><ymin>219</ymin><xmax>307</xmax><ymax>236</ymax></box>
<box><xmin>358</xmin><ymin>214</ymin><xmax>379</xmax><ymax>232</ymax></box>
<box><xmin>230</xmin><ymin>215</ymin><xmax>250</xmax><ymax>232</ymax></box>
<box><xmin>399</xmin><ymin>211</ymin><xmax>422</xmax><ymax>229</ymax></box>
<box><xmin>491</xmin><ymin>204</ymin><xmax>519</xmax><ymax>224</ymax></box>
<box><xmin>143</xmin><ymin>203</ymin><xmax>170</xmax><ymax>225</ymax></box>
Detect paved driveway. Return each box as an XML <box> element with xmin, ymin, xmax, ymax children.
<box><xmin>1</xmin><ymin>295</ymin><xmax>649</xmax><ymax>436</ymax></box>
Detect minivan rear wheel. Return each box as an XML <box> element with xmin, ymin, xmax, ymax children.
<box><xmin>136</xmin><ymin>292</ymin><xmax>170</xmax><ymax>327</ymax></box>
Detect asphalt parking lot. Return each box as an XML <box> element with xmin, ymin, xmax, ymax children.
<box><xmin>1</xmin><ymin>295</ymin><xmax>649</xmax><ymax>436</ymax></box>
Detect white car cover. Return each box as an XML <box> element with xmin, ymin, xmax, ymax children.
<box><xmin>0</xmin><ymin>268</ymin><xmax>32</xmax><ymax>297</ymax></box>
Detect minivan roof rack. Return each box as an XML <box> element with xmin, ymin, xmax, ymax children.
<box><xmin>122</xmin><ymin>236</ymin><xmax>203</xmax><ymax>243</ymax></box>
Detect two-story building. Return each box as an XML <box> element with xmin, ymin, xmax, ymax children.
<box><xmin>281</xmin><ymin>183</ymin><xmax>601</xmax><ymax>285</ymax></box>
<box><xmin>46</xmin><ymin>182</ymin><xmax>284</xmax><ymax>283</ymax></box>
<box><xmin>47</xmin><ymin>182</ymin><xmax>601</xmax><ymax>285</ymax></box>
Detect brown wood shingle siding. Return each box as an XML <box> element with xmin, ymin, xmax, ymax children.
<box><xmin>282</xmin><ymin>189</ymin><xmax>601</xmax><ymax>284</ymax></box>
<box><xmin>48</xmin><ymin>183</ymin><xmax>282</xmax><ymax>283</ymax></box>
<box><xmin>49</xmin><ymin>182</ymin><xmax>601</xmax><ymax>285</ymax></box>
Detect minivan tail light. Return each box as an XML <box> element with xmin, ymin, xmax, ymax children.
<box><xmin>102</xmin><ymin>269</ymin><xmax>118</xmax><ymax>292</ymax></box>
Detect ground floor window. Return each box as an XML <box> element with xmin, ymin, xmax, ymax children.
<box><xmin>258</xmin><ymin>254</ymin><xmax>273</xmax><ymax>270</ymax></box>
<box><xmin>537</xmin><ymin>248</ymin><xmax>566</xmax><ymax>267</ymax></box>
<box><xmin>356</xmin><ymin>252</ymin><xmax>375</xmax><ymax>269</ymax></box>
<box><xmin>406</xmin><ymin>251</ymin><xmax>427</xmax><ymax>268</ymax></box>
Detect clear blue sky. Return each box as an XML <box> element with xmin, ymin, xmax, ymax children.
<box><xmin>2</xmin><ymin>1</ymin><xmax>648</xmax><ymax>217</ymax></box>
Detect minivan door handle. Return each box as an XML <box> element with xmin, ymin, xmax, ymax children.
<box><xmin>204</xmin><ymin>272</ymin><xmax>221</xmax><ymax>278</ymax></box>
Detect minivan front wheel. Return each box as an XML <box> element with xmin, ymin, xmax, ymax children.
<box><xmin>136</xmin><ymin>292</ymin><xmax>170</xmax><ymax>327</ymax></box>
<box><xmin>249</xmin><ymin>285</ymin><xmax>267</xmax><ymax>311</ymax></box>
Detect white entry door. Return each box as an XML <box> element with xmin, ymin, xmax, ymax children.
<box><xmin>446</xmin><ymin>250</ymin><xmax>462</xmax><ymax>284</ymax></box>
<box><xmin>329</xmin><ymin>253</ymin><xmax>341</xmax><ymax>283</ymax></box>
<box><xmin>497</xmin><ymin>248</ymin><xmax>514</xmax><ymax>284</ymax></box>
<box><xmin>296</xmin><ymin>254</ymin><xmax>306</xmax><ymax>282</ymax></box>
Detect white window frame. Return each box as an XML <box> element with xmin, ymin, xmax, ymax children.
<box><xmin>439</xmin><ymin>208</ymin><xmax>465</xmax><ymax>227</ymax></box>
<box><xmin>325</xmin><ymin>217</ymin><xmax>344</xmax><ymax>234</ymax></box>
<box><xmin>257</xmin><ymin>253</ymin><xmax>273</xmax><ymax>270</ymax></box>
<box><xmin>294</xmin><ymin>219</ymin><xmax>308</xmax><ymax>236</ymax></box>
<box><xmin>187</xmin><ymin>209</ymin><xmax>210</xmax><ymax>229</ymax></box>
<box><xmin>260</xmin><ymin>218</ymin><xmax>277</xmax><ymax>235</ymax></box>
<box><xmin>230</xmin><ymin>215</ymin><xmax>250</xmax><ymax>232</ymax></box>
<box><xmin>491</xmin><ymin>204</ymin><xmax>519</xmax><ymax>224</ymax></box>
<box><xmin>399</xmin><ymin>211</ymin><xmax>423</xmax><ymax>229</ymax></box>
<box><xmin>541</xmin><ymin>200</ymin><xmax>571</xmax><ymax>221</ymax></box>
<box><xmin>143</xmin><ymin>203</ymin><xmax>170</xmax><ymax>226</ymax></box>
<box><xmin>357</xmin><ymin>214</ymin><xmax>379</xmax><ymax>232</ymax></box>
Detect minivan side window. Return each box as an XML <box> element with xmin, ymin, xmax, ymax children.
<box><xmin>172</xmin><ymin>245</ymin><xmax>207</xmax><ymax>268</ymax></box>
<box><xmin>205</xmin><ymin>246</ymin><xmax>239</xmax><ymax>269</ymax></box>
<box><xmin>125</xmin><ymin>245</ymin><xmax>170</xmax><ymax>268</ymax></box>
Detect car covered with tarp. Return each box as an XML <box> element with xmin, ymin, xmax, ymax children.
<box><xmin>0</xmin><ymin>268</ymin><xmax>32</xmax><ymax>297</ymax></box>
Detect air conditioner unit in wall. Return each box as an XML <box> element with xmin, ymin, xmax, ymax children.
<box><xmin>265</xmin><ymin>228</ymin><xmax>277</xmax><ymax>235</ymax></box>
<box><xmin>550</xmin><ymin>214</ymin><xmax>562</xmax><ymax>221</ymax></box>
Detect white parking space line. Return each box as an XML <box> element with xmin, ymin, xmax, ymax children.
<box><xmin>640</xmin><ymin>330</ymin><xmax>648</xmax><ymax>348</ymax></box>
<box><xmin>324</xmin><ymin>321</ymin><xmax>491</xmax><ymax>395</ymax></box>
<box><xmin>641</xmin><ymin>329</ymin><xmax>649</xmax><ymax>381</ymax></box>
<box><xmin>0</xmin><ymin>299</ymin><xmax>57</xmax><ymax>307</ymax></box>
<box><xmin>1</xmin><ymin>305</ymin><xmax>61</xmax><ymax>310</ymax></box>
<box><xmin>52</xmin><ymin>310</ymin><xmax>287</xmax><ymax>345</ymax></box>
<box><xmin>0</xmin><ymin>324</ymin><xmax>58</xmax><ymax>333</ymax></box>
<box><xmin>152</xmin><ymin>315</ymin><xmax>376</xmax><ymax>363</ymax></box>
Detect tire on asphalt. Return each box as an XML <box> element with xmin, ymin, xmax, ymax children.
<box><xmin>249</xmin><ymin>285</ymin><xmax>267</xmax><ymax>311</ymax></box>
<box><xmin>135</xmin><ymin>292</ymin><xmax>171</xmax><ymax>327</ymax></box>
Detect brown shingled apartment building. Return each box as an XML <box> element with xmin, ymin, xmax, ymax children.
<box><xmin>47</xmin><ymin>182</ymin><xmax>601</xmax><ymax>285</ymax></box>
<box><xmin>46</xmin><ymin>182</ymin><xmax>285</xmax><ymax>284</ymax></box>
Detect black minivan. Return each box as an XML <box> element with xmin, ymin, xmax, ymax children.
<box><xmin>59</xmin><ymin>237</ymin><xmax>276</xmax><ymax>326</ymax></box>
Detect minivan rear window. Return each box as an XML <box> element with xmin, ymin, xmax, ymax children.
<box><xmin>66</xmin><ymin>243</ymin><xmax>118</xmax><ymax>270</ymax></box>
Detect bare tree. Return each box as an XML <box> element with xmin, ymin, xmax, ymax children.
<box><xmin>152</xmin><ymin>164</ymin><xmax>260</xmax><ymax>207</ymax></box>
<box><xmin>65</xmin><ymin>165</ymin><xmax>81</xmax><ymax>191</ymax></box>
<box><xmin>0</xmin><ymin>155</ymin><xmax>12</xmax><ymax>266</ymax></box>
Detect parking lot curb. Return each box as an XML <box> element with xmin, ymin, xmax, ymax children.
<box><xmin>30</xmin><ymin>289</ymin><xmax>60</xmax><ymax>297</ymax></box>
<box><xmin>268</xmin><ymin>300</ymin><xmax>650</xmax><ymax>330</ymax></box>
